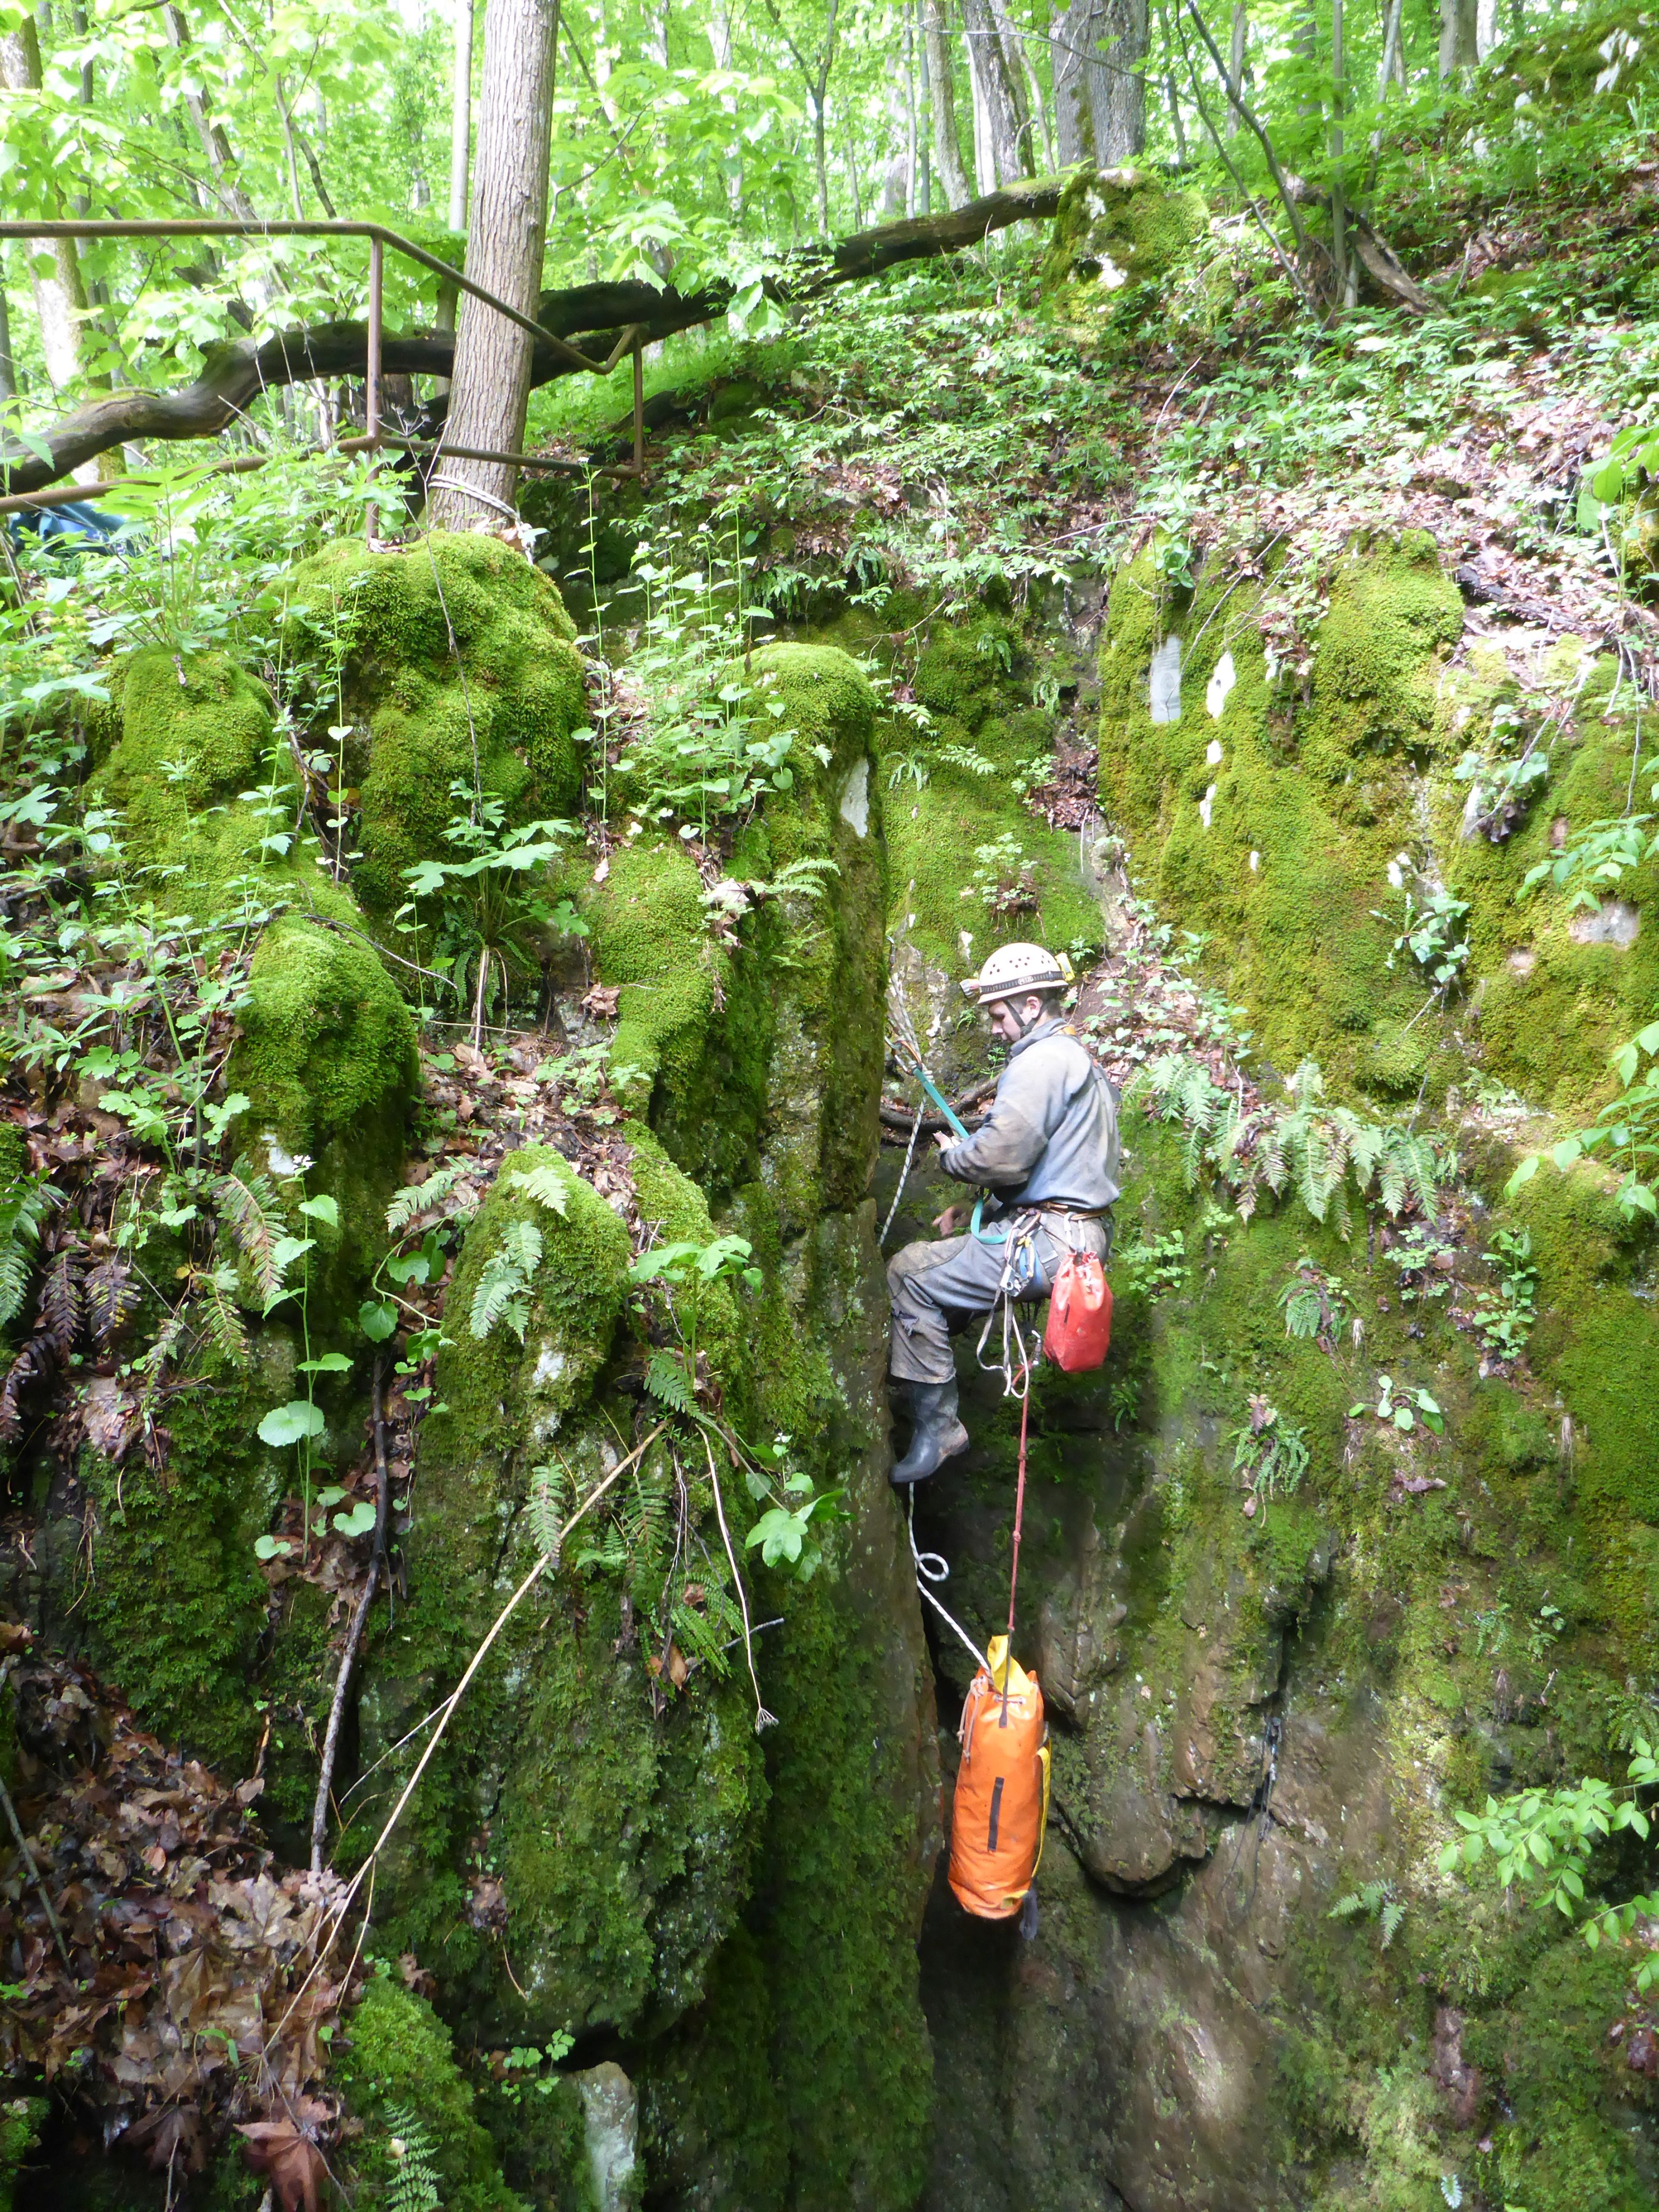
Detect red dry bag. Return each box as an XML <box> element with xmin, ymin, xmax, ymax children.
<box><xmin>1043</xmin><ymin>1250</ymin><xmax>1112</xmax><ymax>1372</ymax></box>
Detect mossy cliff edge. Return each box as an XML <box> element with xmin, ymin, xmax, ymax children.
<box><xmin>15</xmin><ymin>550</ymin><xmax>938</xmax><ymax>2209</ymax></box>
<box><xmin>908</xmin><ymin>525</ymin><xmax>1659</xmax><ymax>2212</ymax></box>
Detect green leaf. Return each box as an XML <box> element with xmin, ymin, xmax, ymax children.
<box><xmin>257</xmin><ymin>1400</ymin><xmax>325</xmax><ymax>1448</ymax></box>
<box><xmin>253</xmin><ymin>1535</ymin><xmax>292</xmax><ymax>1561</ymax></box>
<box><xmin>332</xmin><ymin>1500</ymin><xmax>377</xmax><ymax>1538</ymax></box>
<box><xmin>360</xmin><ymin>1299</ymin><xmax>398</xmax><ymax>1342</ymax></box>
<box><xmin>297</xmin><ymin>1194</ymin><xmax>340</xmax><ymax>1228</ymax></box>
<box><xmin>298</xmin><ymin>1352</ymin><xmax>352</xmax><ymax>1374</ymax></box>
<box><xmin>314</xmin><ymin>1487</ymin><xmax>347</xmax><ymax>1508</ymax></box>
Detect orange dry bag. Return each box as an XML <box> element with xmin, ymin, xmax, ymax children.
<box><xmin>948</xmin><ymin>1637</ymin><xmax>1050</xmax><ymax>1921</ymax></box>
<box><xmin>1043</xmin><ymin>1250</ymin><xmax>1112</xmax><ymax>1373</ymax></box>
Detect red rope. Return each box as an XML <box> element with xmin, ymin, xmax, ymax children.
<box><xmin>1000</xmin><ymin>1382</ymin><xmax>1031</xmax><ymax>1723</ymax></box>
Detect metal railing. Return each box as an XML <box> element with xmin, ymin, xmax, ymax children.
<box><xmin>0</xmin><ymin>217</ymin><xmax>645</xmax><ymax>522</ymax></box>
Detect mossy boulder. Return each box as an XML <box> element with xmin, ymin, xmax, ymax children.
<box><xmin>282</xmin><ymin>532</ymin><xmax>587</xmax><ymax>918</ymax></box>
<box><xmin>336</xmin><ymin>1976</ymin><xmax>528</xmax><ymax>2212</ymax></box>
<box><xmin>1040</xmin><ymin>165</ymin><xmax>1214</xmax><ymax>339</ymax></box>
<box><xmin>1099</xmin><ymin>528</ymin><xmax>1463</xmax><ymax>1086</ymax></box>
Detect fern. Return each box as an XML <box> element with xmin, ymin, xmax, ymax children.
<box><xmin>213</xmin><ymin>1172</ymin><xmax>288</xmax><ymax>1305</ymax></box>
<box><xmin>39</xmin><ymin>1245</ymin><xmax>84</xmax><ymax>1354</ymax></box>
<box><xmin>645</xmin><ymin>1349</ymin><xmax>697</xmax><ymax>1415</ymax></box>
<box><xmin>381</xmin><ymin>2104</ymin><xmax>441</xmax><ymax>2212</ymax></box>
<box><xmin>385</xmin><ymin>1159</ymin><xmax>475</xmax><ymax>1234</ymax></box>
<box><xmin>85</xmin><ymin>1258</ymin><xmax>138</xmax><ymax>1348</ymax></box>
<box><xmin>529</xmin><ymin>1459</ymin><xmax>571</xmax><ymax>1558</ymax></box>
<box><xmin>468</xmin><ymin>1219</ymin><xmax>543</xmax><ymax>1341</ymax></box>
<box><xmin>507</xmin><ymin>1161</ymin><xmax>571</xmax><ymax>1217</ymax></box>
<box><xmin>1330</xmin><ymin>1879</ymin><xmax>1404</xmax><ymax>1951</ymax></box>
<box><xmin>0</xmin><ymin>1174</ymin><xmax>60</xmax><ymax>1328</ymax></box>
<box><xmin>200</xmin><ymin>1269</ymin><xmax>251</xmax><ymax>1369</ymax></box>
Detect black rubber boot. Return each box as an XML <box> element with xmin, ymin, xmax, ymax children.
<box><xmin>890</xmin><ymin>1378</ymin><xmax>970</xmax><ymax>1486</ymax></box>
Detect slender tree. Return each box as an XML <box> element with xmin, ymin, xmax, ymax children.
<box><xmin>1097</xmin><ymin>0</ymin><xmax>1148</xmax><ymax>163</ymax></box>
<box><xmin>962</xmin><ymin>0</ymin><xmax>1028</xmax><ymax>183</ymax></box>
<box><xmin>0</xmin><ymin>17</ymin><xmax>92</xmax><ymax>397</ymax></box>
<box><xmin>1227</xmin><ymin>0</ymin><xmax>1248</xmax><ymax>137</ymax></box>
<box><xmin>428</xmin><ymin>0</ymin><xmax>561</xmax><ymax>526</ymax></box>
<box><xmin>1052</xmin><ymin>0</ymin><xmax>1102</xmax><ymax>165</ymax></box>
<box><xmin>922</xmin><ymin>0</ymin><xmax>972</xmax><ymax>207</ymax></box>
<box><xmin>762</xmin><ymin>0</ymin><xmax>841</xmax><ymax>231</ymax></box>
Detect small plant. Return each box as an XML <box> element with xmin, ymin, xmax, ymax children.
<box><xmin>1230</xmin><ymin>1395</ymin><xmax>1309</xmax><ymax>1521</ymax></box>
<box><xmin>1509</xmin><ymin>1021</ymin><xmax>1659</xmax><ymax>1219</ymax></box>
<box><xmin>381</xmin><ymin>2103</ymin><xmax>441</xmax><ymax>2212</ymax></box>
<box><xmin>1468</xmin><ymin>1226</ymin><xmax>1538</xmax><ymax>1361</ymax></box>
<box><xmin>961</xmin><ymin>832</ymin><xmax>1039</xmax><ymax>918</ymax></box>
<box><xmin>466</xmin><ymin>1161</ymin><xmax>575</xmax><ymax>1344</ymax></box>
<box><xmin>1385</xmin><ymin>1225</ymin><xmax>1454</xmax><ymax>1306</ymax></box>
<box><xmin>1115</xmin><ymin>1229</ymin><xmax>1187</xmax><ymax>1300</ymax></box>
<box><xmin>1329</xmin><ymin>1878</ymin><xmax>1405</xmax><ymax>1950</ymax></box>
<box><xmin>400</xmin><ymin>785</ymin><xmax>585</xmax><ymax>1047</ymax></box>
<box><xmin>1373</xmin><ymin>859</ymin><xmax>1470</xmax><ymax>991</ymax></box>
<box><xmin>1278</xmin><ymin>1257</ymin><xmax>1347</xmax><ymax>1348</ymax></box>
<box><xmin>1350</xmin><ymin>1375</ymin><xmax>1444</xmax><ymax>1436</ymax></box>
<box><xmin>936</xmin><ymin>742</ymin><xmax>996</xmax><ymax>778</ymax></box>
<box><xmin>1108</xmin><ymin>1376</ymin><xmax>1139</xmax><ymax>1432</ymax></box>
<box><xmin>1438</xmin><ymin>1737</ymin><xmax>1659</xmax><ymax>1989</ymax></box>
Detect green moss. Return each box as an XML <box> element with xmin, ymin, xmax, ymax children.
<box><xmin>1449</xmin><ymin>703</ymin><xmax>1659</xmax><ymax>1112</ymax></box>
<box><xmin>1100</xmin><ymin>530</ymin><xmax>1462</xmax><ymax>1085</ymax></box>
<box><xmin>227</xmin><ymin>908</ymin><xmax>416</xmax><ymax>1307</ymax></box>
<box><xmin>892</xmin><ymin>612</ymin><xmax>1100</xmax><ymax>980</ymax></box>
<box><xmin>282</xmin><ymin>532</ymin><xmax>586</xmax><ymax>917</ymax></box>
<box><xmin>1040</xmin><ymin>167</ymin><xmax>1211</xmax><ymax>339</ymax></box>
<box><xmin>91</xmin><ymin>645</ymin><xmax>285</xmax><ymax>893</ymax></box>
<box><xmin>336</xmin><ymin>1976</ymin><xmax>529</xmax><ymax>2212</ymax></box>
<box><xmin>77</xmin><ymin>1356</ymin><xmax>289</xmax><ymax>1776</ymax></box>
<box><xmin>0</xmin><ymin>2098</ymin><xmax>45</xmax><ymax>2212</ymax></box>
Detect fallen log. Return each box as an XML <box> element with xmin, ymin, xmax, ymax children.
<box><xmin>0</xmin><ymin>181</ymin><xmax>1063</xmax><ymax>496</ymax></box>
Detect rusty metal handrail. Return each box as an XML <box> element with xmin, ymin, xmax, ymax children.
<box><xmin>0</xmin><ymin>216</ymin><xmax>647</xmax><ymax>521</ymax></box>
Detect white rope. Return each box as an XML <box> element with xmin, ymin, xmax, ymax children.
<box><xmin>907</xmin><ymin>1491</ymin><xmax>990</xmax><ymax>1673</ymax></box>
<box><xmin>424</xmin><ymin>474</ymin><xmax>520</xmax><ymax>521</ymax></box>
<box><xmin>880</xmin><ymin>1092</ymin><xmax>926</xmax><ymax>1247</ymax></box>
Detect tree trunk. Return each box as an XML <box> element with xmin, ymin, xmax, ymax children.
<box><xmin>1439</xmin><ymin>0</ymin><xmax>1478</xmax><ymax>75</ymax></box>
<box><xmin>992</xmin><ymin>0</ymin><xmax>1050</xmax><ymax>170</ymax></box>
<box><xmin>0</xmin><ymin>269</ymin><xmax>15</xmax><ymax>401</ymax></box>
<box><xmin>915</xmin><ymin>2</ymin><xmax>934</xmax><ymax>209</ymax></box>
<box><xmin>904</xmin><ymin>8</ymin><xmax>919</xmax><ymax>213</ymax></box>
<box><xmin>428</xmin><ymin>0</ymin><xmax>560</xmax><ymax>526</ymax></box>
<box><xmin>0</xmin><ymin>18</ymin><xmax>91</xmax><ymax>396</ymax></box>
<box><xmin>1093</xmin><ymin>0</ymin><xmax>1147</xmax><ymax>164</ymax></box>
<box><xmin>1226</xmin><ymin>1</ymin><xmax>1247</xmax><ymax>135</ymax></box>
<box><xmin>961</xmin><ymin>0</ymin><xmax>1027</xmax><ymax>183</ymax></box>
<box><xmin>162</xmin><ymin>5</ymin><xmax>259</xmax><ymax>221</ymax></box>
<box><xmin>811</xmin><ymin>96</ymin><xmax>831</xmax><ymax>230</ymax></box>
<box><xmin>1053</xmin><ymin>0</ymin><xmax>1102</xmax><ymax>165</ymax></box>
<box><xmin>922</xmin><ymin>0</ymin><xmax>972</xmax><ymax>207</ymax></box>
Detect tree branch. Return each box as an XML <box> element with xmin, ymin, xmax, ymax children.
<box><xmin>0</xmin><ymin>182</ymin><xmax>1063</xmax><ymax>493</ymax></box>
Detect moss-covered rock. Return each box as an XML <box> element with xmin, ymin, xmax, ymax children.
<box><xmin>1040</xmin><ymin>166</ymin><xmax>1214</xmax><ymax>340</ymax></box>
<box><xmin>0</xmin><ymin>2098</ymin><xmax>45</xmax><ymax>2212</ymax></box>
<box><xmin>1100</xmin><ymin>529</ymin><xmax>1464</xmax><ymax>1085</ymax></box>
<box><xmin>282</xmin><ymin>532</ymin><xmax>587</xmax><ymax>918</ymax></box>
<box><xmin>336</xmin><ymin>1975</ymin><xmax>528</xmax><ymax>2212</ymax></box>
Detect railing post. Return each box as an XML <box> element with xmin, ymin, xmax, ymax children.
<box><xmin>365</xmin><ymin>234</ymin><xmax>384</xmax><ymax>542</ymax></box>
<box><xmin>633</xmin><ymin>334</ymin><xmax>644</xmax><ymax>476</ymax></box>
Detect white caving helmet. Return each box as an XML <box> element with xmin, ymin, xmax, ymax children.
<box><xmin>960</xmin><ymin>941</ymin><xmax>1074</xmax><ymax>1007</ymax></box>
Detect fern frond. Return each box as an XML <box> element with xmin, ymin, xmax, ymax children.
<box><xmin>201</xmin><ymin>1269</ymin><xmax>251</xmax><ymax>1369</ymax></box>
<box><xmin>507</xmin><ymin>1162</ymin><xmax>571</xmax><ymax>1217</ymax></box>
<box><xmin>85</xmin><ymin>1259</ymin><xmax>139</xmax><ymax>1348</ymax></box>
<box><xmin>0</xmin><ymin>1174</ymin><xmax>59</xmax><ymax>1328</ymax></box>
<box><xmin>646</xmin><ymin>1350</ymin><xmax>697</xmax><ymax>1415</ymax></box>
<box><xmin>39</xmin><ymin>1245</ymin><xmax>83</xmax><ymax>1354</ymax></box>
<box><xmin>381</xmin><ymin>2103</ymin><xmax>441</xmax><ymax>2212</ymax></box>
<box><xmin>213</xmin><ymin>1172</ymin><xmax>286</xmax><ymax>1304</ymax></box>
<box><xmin>529</xmin><ymin>1460</ymin><xmax>571</xmax><ymax>1558</ymax></box>
<box><xmin>468</xmin><ymin>1221</ymin><xmax>543</xmax><ymax>1342</ymax></box>
<box><xmin>1380</xmin><ymin>1900</ymin><xmax>1406</xmax><ymax>1950</ymax></box>
<box><xmin>385</xmin><ymin>1159</ymin><xmax>472</xmax><ymax>1234</ymax></box>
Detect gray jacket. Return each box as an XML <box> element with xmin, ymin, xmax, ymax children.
<box><xmin>939</xmin><ymin>1018</ymin><xmax>1121</xmax><ymax>1212</ymax></box>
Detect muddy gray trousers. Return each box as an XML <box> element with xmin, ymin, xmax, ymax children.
<box><xmin>886</xmin><ymin>1213</ymin><xmax>1111</xmax><ymax>1385</ymax></box>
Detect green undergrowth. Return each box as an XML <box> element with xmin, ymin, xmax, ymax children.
<box><xmin>281</xmin><ymin>532</ymin><xmax>587</xmax><ymax>918</ymax></box>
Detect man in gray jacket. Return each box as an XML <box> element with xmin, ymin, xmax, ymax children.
<box><xmin>888</xmin><ymin>943</ymin><xmax>1120</xmax><ymax>1484</ymax></box>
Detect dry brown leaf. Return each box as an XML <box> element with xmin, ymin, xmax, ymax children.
<box><xmin>237</xmin><ymin>2120</ymin><xmax>329</xmax><ymax>2212</ymax></box>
